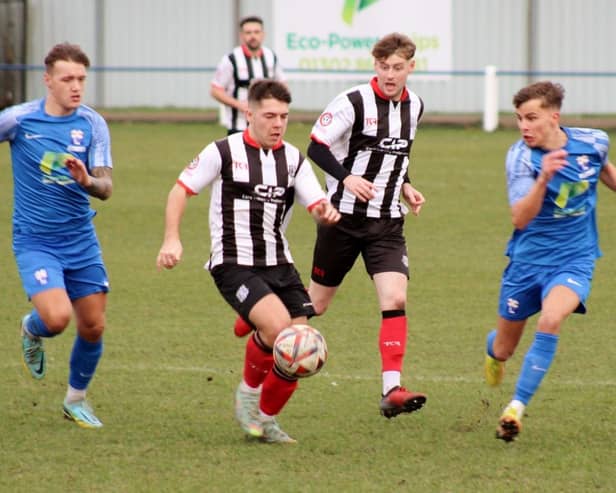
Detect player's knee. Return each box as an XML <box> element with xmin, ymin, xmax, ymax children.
<box><xmin>311</xmin><ymin>299</ymin><xmax>329</xmax><ymax>316</ymax></box>
<box><xmin>77</xmin><ymin>317</ymin><xmax>106</xmax><ymax>342</ymax></box>
<box><xmin>536</xmin><ymin>312</ymin><xmax>563</xmax><ymax>333</ymax></box>
<box><xmin>257</xmin><ymin>317</ymin><xmax>293</xmax><ymax>347</ymax></box>
<box><xmin>42</xmin><ymin>310</ymin><xmax>72</xmax><ymax>334</ymax></box>
<box><xmin>387</xmin><ymin>294</ymin><xmax>406</xmax><ymax>312</ymax></box>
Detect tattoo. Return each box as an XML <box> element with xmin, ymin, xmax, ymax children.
<box><xmin>86</xmin><ymin>167</ymin><xmax>113</xmax><ymax>200</ymax></box>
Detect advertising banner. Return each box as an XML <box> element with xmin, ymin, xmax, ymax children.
<box><xmin>273</xmin><ymin>0</ymin><xmax>452</xmax><ymax>79</ymax></box>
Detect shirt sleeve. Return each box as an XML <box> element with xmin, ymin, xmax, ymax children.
<box><xmin>596</xmin><ymin>129</ymin><xmax>610</xmax><ymax>168</ymax></box>
<box><xmin>310</xmin><ymin>93</ymin><xmax>354</xmax><ymax>147</ymax></box>
<box><xmin>274</xmin><ymin>56</ymin><xmax>286</xmax><ymax>83</ymax></box>
<box><xmin>307</xmin><ymin>140</ymin><xmax>349</xmax><ymax>181</ymax></box>
<box><xmin>0</xmin><ymin>105</ymin><xmax>20</xmax><ymax>142</ymax></box>
<box><xmin>89</xmin><ymin>112</ymin><xmax>113</xmax><ymax>169</ymax></box>
<box><xmin>211</xmin><ymin>55</ymin><xmax>233</xmax><ymax>91</ymax></box>
<box><xmin>177</xmin><ymin>142</ymin><xmax>222</xmax><ymax>195</ymax></box>
<box><xmin>293</xmin><ymin>155</ymin><xmax>327</xmax><ymax>209</ymax></box>
<box><xmin>506</xmin><ymin>142</ymin><xmax>536</xmax><ymax>206</ymax></box>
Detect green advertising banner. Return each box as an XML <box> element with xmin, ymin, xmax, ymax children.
<box><xmin>273</xmin><ymin>0</ymin><xmax>451</xmax><ymax>78</ymax></box>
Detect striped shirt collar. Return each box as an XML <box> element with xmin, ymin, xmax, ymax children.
<box><xmin>370</xmin><ymin>76</ymin><xmax>409</xmax><ymax>102</ymax></box>
<box><xmin>241</xmin><ymin>44</ymin><xmax>263</xmax><ymax>58</ymax></box>
<box><xmin>243</xmin><ymin>128</ymin><xmax>284</xmax><ymax>151</ymax></box>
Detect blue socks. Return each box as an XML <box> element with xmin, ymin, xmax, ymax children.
<box><xmin>24</xmin><ymin>311</ymin><xmax>56</xmax><ymax>338</ymax></box>
<box><xmin>486</xmin><ymin>329</ymin><xmax>497</xmax><ymax>358</ymax></box>
<box><xmin>69</xmin><ymin>335</ymin><xmax>103</xmax><ymax>390</ymax></box>
<box><xmin>513</xmin><ymin>332</ymin><xmax>559</xmax><ymax>405</ymax></box>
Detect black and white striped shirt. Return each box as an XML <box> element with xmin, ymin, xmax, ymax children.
<box><xmin>310</xmin><ymin>77</ymin><xmax>423</xmax><ymax>218</ymax></box>
<box><xmin>211</xmin><ymin>45</ymin><xmax>285</xmax><ymax>131</ymax></box>
<box><xmin>177</xmin><ymin>131</ymin><xmax>325</xmax><ymax>268</ymax></box>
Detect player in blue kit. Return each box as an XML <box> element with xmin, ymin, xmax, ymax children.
<box><xmin>0</xmin><ymin>43</ymin><xmax>113</xmax><ymax>428</ymax></box>
<box><xmin>484</xmin><ymin>81</ymin><xmax>616</xmax><ymax>442</ymax></box>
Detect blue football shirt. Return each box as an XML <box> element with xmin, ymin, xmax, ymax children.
<box><xmin>0</xmin><ymin>98</ymin><xmax>112</xmax><ymax>235</ymax></box>
<box><xmin>504</xmin><ymin>127</ymin><xmax>609</xmax><ymax>266</ymax></box>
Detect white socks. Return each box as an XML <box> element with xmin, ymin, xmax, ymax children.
<box><xmin>382</xmin><ymin>371</ymin><xmax>401</xmax><ymax>395</ymax></box>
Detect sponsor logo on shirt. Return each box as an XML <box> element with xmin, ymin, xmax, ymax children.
<box><xmin>366</xmin><ymin>137</ymin><xmax>410</xmax><ymax>156</ymax></box>
<box><xmin>40</xmin><ymin>152</ymin><xmax>75</xmax><ymax>185</ymax></box>
<box><xmin>379</xmin><ymin>137</ymin><xmax>408</xmax><ymax>152</ymax></box>
<box><xmin>233</xmin><ymin>160</ymin><xmax>249</xmax><ymax>171</ymax></box>
<box><xmin>252</xmin><ymin>184</ymin><xmax>286</xmax><ymax>203</ymax></box>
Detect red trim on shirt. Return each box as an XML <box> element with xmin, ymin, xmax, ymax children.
<box><xmin>243</xmin><ymin>129</ymin><xmax>284</xmax><ymax>150</ymax></box>
<box><xmin>176</xmin><ymin>179</ymin><xmax>197</xmax><ymax>196</ymax></box>
<box><xmin>241</xmin><ymin>44</ymin><xmax>263</xmax><ymax>58</ymax></box>
<box><xmin>370</xmin><ymin>76</ymin><xmax>409</xmax><ymax>101</ymax></box>
<box><xmin>310</xmin><ymin>134</ymin><xmax>329</xmax><ymax>146</ymax></box>
<box><xmin>307</xmin><ymin>198</ymin><xmax>326</xmax><ymax>213</ymax></box>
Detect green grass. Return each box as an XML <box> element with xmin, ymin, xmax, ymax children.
<box><xmin>1</xmin><ymin>123</ymin><xmax>615</xmax><ymax>492</ymax></box>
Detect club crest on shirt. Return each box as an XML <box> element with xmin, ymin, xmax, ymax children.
<box><xmin>319</xmin><ymin>112</ymin><xmax>333</xmax><ymax>126</ymax></box>
<box><xmin>576</xmin><ymin>155</ymin><xmax>596</xmax><ymax>179</ymax></box>
<box><xmin>67</xmin><ymin>129</ymin><xmax>86</xmax><ymax>152</ymax></box>
<box><xmin>576</xmin><ymin>155</ymin><xmax>589</xmax><ymax>170</ymax></box>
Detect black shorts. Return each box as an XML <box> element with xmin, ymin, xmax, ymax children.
<box><xmin>311</xmin><ymin>214</ymin><xmax>409</xmax><ymax>287</ymax></box>
<box><xmin>210</xmin><ymin>263</ymin><xmax>315</xmax><ymax>321</ymax></box>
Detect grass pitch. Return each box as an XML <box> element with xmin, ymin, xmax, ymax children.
<box><xmin>1</xmin><ymin>122</ymin><xmax>615</xmax><ymax>492</ymax></box>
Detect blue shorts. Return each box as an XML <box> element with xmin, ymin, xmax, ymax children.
<box><xmin>498</xmin><ymin>260</ymin><xmax>594</xmax><ymax>321</ymax></box>
<box><xmin>14</xmin><ymin>231</ymin><xmax>109</xmax><ymax>300</ymax></box>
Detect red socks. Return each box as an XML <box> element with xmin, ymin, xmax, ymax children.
<box><xmin>234</xmin><ymin>316</ymin><xmax>253</xmax><ymax>337</ymax></box>
<box><xmin>243</xmin><ymin>333</ymin><xmax>273</xmax><ymax>388</ymax></box>
<box><xmin>260</xmin><ymin>369</ymin><xmax>298</xmax><ymax>416</ymax></box>
<box><xmin>243</xmin><ymin>332</ymin><xmax>298</xmax><ymax>416</ymax></box>
<box><xmin>379</xmin><ymin>313</ymin><xmax>407</xmax><ymax>372</ymax></box>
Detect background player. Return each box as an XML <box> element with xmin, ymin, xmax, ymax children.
<box><xmin>484</xmin><ymin>81</ymin><xmax>616</xmax><ymax>442</ymax></box>
<box><xmin>0</xmin><ymin>42</ymin><xmax>113</xmax><ymax>428</ymax></box>
<box><xmin>211</xmin><ymin>15</ymin><xmax>285</xmax><ymax>135</ymax></box>
<box><xmin>157</xmin><ymin>80</ymin><xmax>339</xmax><ymax>443</ymax></box>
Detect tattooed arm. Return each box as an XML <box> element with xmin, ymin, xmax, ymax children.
<box><xmin>65</xmin><ymin>157</ymin><xmax>113</xmax><ymax>200</ymax></box>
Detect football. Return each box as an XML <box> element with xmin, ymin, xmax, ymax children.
<box><xmin>273</xmin><ymin>324</ymin><xmax>328</xmax><ymax>378</ymax></box>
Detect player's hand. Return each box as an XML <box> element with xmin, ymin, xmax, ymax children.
<box><xmin>342</xmin><ymin>175</ymin><xmax>377</xmax><ymax>202</ymax></box>
<box><xmin>237</xmin><ymin>100</ymin><xmax>249</xmax><ymax>113</ymax></box>
<box><xmin>539</xmin><ymin>149</ymin><xmax>568</xmax><ymax>182</ymax></box>
<box><xmin>311</xmin><ymin>200</ymin><xmax>341</xmax><ymax>225</ymax></box>
<box><xmin>64</xmin><ymin>156</ymin><xmax>92</xmax><ymax>187</ymax></box>
<box><xmin>156</xmin><ymin>239</ymin><xmax>183</xmax><ymax>271</ymax></box>
<box><xmin>401</xmin><ymin>183</ymin><xmax>426</xmax><ymax>216</ymax></box>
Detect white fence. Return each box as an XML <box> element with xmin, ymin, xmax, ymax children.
<box><xmin>2</xmin><ymin>0</ymin><xmax>615</xmax><ymax>118</ymax></box>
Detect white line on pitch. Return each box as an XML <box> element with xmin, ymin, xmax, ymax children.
<box><xmin>3</xmin><ymin>362</ymin><xmax>614</xmax><ymax>387</ymax></box>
